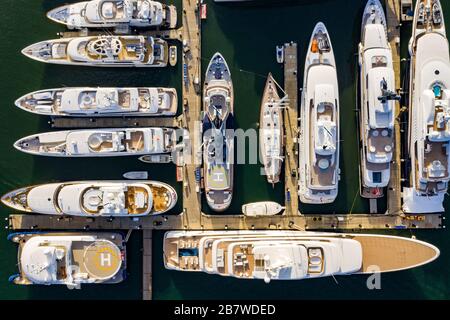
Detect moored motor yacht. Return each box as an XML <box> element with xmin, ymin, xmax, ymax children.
<box><xmin>259</xmin><ymin>73</ymin><xmax>284</xmax><ymax>185</ymax></box>
<box><xmin>202</xmin><ymin>53</ymin><xmax>234</xmax><ymax>212</ymax></box>
<box><xmin>8</xmin><ymin>232</ymin><xmax>126</xmax><ymax>287</ymax></box>
<box><xmin>403</xmin><ymin>0</ymin><xmax>450</xmax><ymax>213</ymax></box>
<box><xmin>47</xmin><ymin>0</ymin><xmax>177</xmax><ymax>29</ymax></box>
<box><xmin>15</xmin><ymin>87</ymin><xmax>177</xmax><ymax>117</ymax></box>
<box><xmin>14</xmin><ymin>127</ymin><xmax>178</xmax><ymax>157</ymax></box>
<box><xmin>163</xmin><ymin>230</ymin><xmax>439</xmax><ymax>282</ymax></box>
<box><xmin>22</xmin><ymin>35</ymin><xmax>168</xmax><ymax>67</ymax></box>
<box><xmin>242</xmin><ymin>201</ymin><xmax>284</xmax><ymax>216</ymax></box>
<box><xmin>358</xmin><ymin>0</ymin><xmax>397</xmax><ymax>198</ymax></box>
<box><xmin>298</xmin><ymin>22</ymin><xmax>340</xmax><ymax>204</ymax></box>
<box><xmin>1</xmin><ymin>180</ymin><xmax>177</xmax><ymax>216</ymax></box>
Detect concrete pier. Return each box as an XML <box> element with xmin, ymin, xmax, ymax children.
<box><xmin>143</xmin><ymin>230</ymin><xmax>153</xmax><ymax>300</ymax></box>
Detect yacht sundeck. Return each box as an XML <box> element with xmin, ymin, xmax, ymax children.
<box><xmin>22</xmin><ymin>35</ymin><xmax>168</xmax><ymax>67</ymax></box>
<box><xmin>15</xmin><ymin>87</ymin><xmax>177</xmax><ymax>117</ymax></box>
<box><xmin>163</xmin><ymin>230</ymin><xmax>439</xmax><ymax>282</ymax></box>
<box><xmin>403</xmin><ymin>0</ymin><xmax>450</xmax><ymax>213</ymax></box>
<box><xmin>202</xmin><ymin>53</ymin><xmax>234</xmax><ymax>212</ymax></box>
<box><xmin>259</xmin><ymin>73</ymin><xmax>284</xmax><ymax>185</ymax></box>
<box><xmin>14</xmin><ymin>127</ymin><xmax>178</xmax><ymax>157</ymax></box>
<box><xmin>358</xmin><ymin>0</ymin><xmax>397</xmax><ymax>198</ymax></box>
<box><xmin>298</xmin><ymin>22</ymin><xmax>340</xmax><ymax>204</ymax></box>
<box><xmin>47</xmin><ymin>0</ymin><xmax>177</xmax><ymax>29</ymax></box>
<box><xmin>2</xmin><ymin>180</ymin><xmax>177</xmax><ymax>216</ymax></box>
<box><xmin>8</xmin><ymin>232</ymin><xmax>126</xmax><ymax>286</ymax></box>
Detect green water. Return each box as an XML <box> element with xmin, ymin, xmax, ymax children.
<box><xmin>0</xmin><ymin>0</ymin><xmax>449</xmax><ymax>300</ymax></box>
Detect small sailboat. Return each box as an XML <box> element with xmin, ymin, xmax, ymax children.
<box><xmin>298</xmin><ymin>22</ymin><xmax>340</xmax><ymax>204</ymax></box>
<box><xmin>47</xmin><ymin>0</ymin><xmax>177</xmax><ymax>29</ymax></box>
<box><xmin>8</xmin><ymin>232</ymin><xmax>126</xmax><ymax>286</ymax></box>
<box><xmin>259</xmin><ymin>73</ymin><xmax>284</xmax><ymax>185</ymax></box>
<box><xmin>123</xmin><ymin>171</ymin><xmax>148</xmax><ymax>179</ymax></box>
<box><xmin>22</xmin><ymin>35</ymin><xmax>168</xmax><ymax>67</ymax></box>
<box><xmin>14</xmin><ymin>127</ymin><xmax>177</xmax><ymax>157</ymax></box>
<box><xmin>242</xmin><ymin>201</ymin><xmax>284</xmax><ymax>216</ymax></box>
<box><xmin>2</xmin><ymin>180</ymin><xmax>178</xmax><ymax>216</ymax></box>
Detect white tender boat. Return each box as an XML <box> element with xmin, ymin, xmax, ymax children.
<box><xmin>22</xmin><ymin>35</ymin><xmax>168</xmax><ymax>67</ymax></box>
<box><xmin>14</xmin><ymin>127</ymin><xmax>177</xmax><ymax>157</ymax></box>
<box><xmin>163</xmin><ymin>230</ymin><xmax>439</xmax><ymax>282</ymax></box>
<box><xmin>138</xmin><ymin>154</ymin><xmax>172</xmax><ymax>163</ymax></box>
<box><xmin>8</xmin><ymin>232</ymin><xmax>126</xmax><ymax>286</ymax></box>
<box><xmin>298</xmin><ymin>22</ymin><xmax>340</xmax><ymax>204</ymax></box>
<box><xmin>15</xmin><ymin>87</ymin><xmax>177</xmax><ymax>117</ymax></box>
<box><xmin>259</xmin><ymin>73</ymin><xmax>284</xmax><ymax>185</ymax></box>
<box><xmin>202</xmin><ymin>53</ymin><xmax>234</xmax><ymax>212</ymax></box>
<box><xmin>123</xmin><ymin>171</ymin><xmax>148</xmax><ymax>179</ymax></box>
<box><xmin>2</xmin><ymin>180</ymin><xmax>177</xmax><ymax>216</ymax></box>
<box><xmin>403</xmin><ymin>0</ymin><xmax>450</xmax><ymax>213</ymax></box>
<box><xmin>358</xmin><ymin>0</ymin><xmax>397</xmax><ymax>198</ymax></box>
<box><xmin>47</xmin><ymin>0</ymin><xmax>177</xmax><ymax>29</ymax></box>
<box><xmin>242</xmin><ymin>201</ymin><xmax>283</xmax><ymax>216</ymax></box>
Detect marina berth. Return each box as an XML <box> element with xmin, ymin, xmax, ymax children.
<box><xmin>259</xmin><ymin>73</ymin><xmax>284</xmax><ymax>185</ymax></box>
<box><xmin>8</xmin><ymin>232</ymin><xmax>126</xmax><ymax>286</ymax></box>
<box><xmin>163</xmin><ymin>230</ymin><xmax>439</xmax><ymax>282</ymax></box>
<box><xmin>14</xmin><ymin>127</ymin><xmax>178</xmax><ymax>157</ymax></box>
<box><xmin>298</xmin><ymin>22</ymin><xmax>340</xmax><ymax>204</ymax></box>
<box><xmin>47</xmin><ymin>0</ymin><xmax>177</xmax><ymax>29</ymax></box>
<box><xmin>403</xmin><ymin>0</ymin><xmax>450</xmax><ymax>213</ymax></box>
<box><xmin>358</xmin><ymin>0</ymin><xmax>396</xmax><ymax>197</ymax></box>
<box><xmin>1</xmin><ymin>180</ymin><xmax>177</xmax><ymax>216</ymax></box>
<box><xmin>202</xmin><ymin>52</ymin><xmax>234</xmax><ymax>212</ymax></box>
<box><xmin>15</xmin><ymin>87</ymin><xmax>177</xmax><ymax>117</ymax></box>
<box><xmin>22</xmin><ymin>35</ymin><xmax>168</xmax><ymax>67</ymax></box>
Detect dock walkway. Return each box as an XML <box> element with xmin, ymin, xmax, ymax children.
<box><xmin>386</xmin><ymin>0</ymin><xmax>403</xmax><ymax>215</ymax></box>
<box><xmin>283</xmin><ymin>43</ymin><xmax>300</xmax><ymax>218</ymax></box>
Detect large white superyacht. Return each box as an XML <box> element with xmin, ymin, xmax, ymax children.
<box><xmin>163</xmin><ymin>230</ymin><xmax>439</xmax><ymax>282</ymax></box>
<box><xmin>259</xmin><ymin>73</ymin><xmax>284</xmax><ymax>185</ymax></box>
<box><xmin>358</xmin><ymin>0</ymin><xmax>397</xmax><ymax>198</ymax></box>
<box><xmin>14</xmin><ymin>127</ymin><xmax>178</xmax><ymax>157</ymax></box>
<box><xmin>15</xmin><ymin>87</ymin><xmax>177</xmax><ymax>117</ymax></box>
<box><xmin>403</xmin><ymin>0</ymin><xmax>450</xmax><ymax>213</ymax></box>
<box><xmin>8</xmin><ymin>232</ymin><xmax>126</xmax><ymax>286</ymax></box>
<box><xmin>47</xmin><ymin>0</ymin><xmax>177</xmax><ymax>29</ymax></box>
<box><xmin>22</xmin><ymin>35</ymin><xmax>168</xmax><ymax>67</ymax></box>
<box><xmin>298</xmin><ymin>22</ymin><xmax>340</xmax><ymax>204</ymax></box>
<box><xmin>2</xmin><ymin>180</ymin><xmax>177</xmax><ymax>216</ymax></box>
<box><xmin>202</xmin><ymin>53</ymin><xmax>234</xmax><ymax>212</ymax></box>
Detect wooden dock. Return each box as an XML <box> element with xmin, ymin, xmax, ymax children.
<box><xmin>283</xmin><ymin>42</ymin><xmax>300</xmax><ymax>217</ymax></box>
<box><xmin>386</xmin><ymin>0</ymin><xmax>403</xmax><ymax>215</ymax></box>
<box><xmin>8</xmin><ymin>212</ymin><xmax>443</xmax><ymax>230</ymax></box>
<box><xmin>143</xmin><ymin>230</ymin><xmax>153</xmax><ymax>300</ymax></box>
<box><xmin>179</xmin><ymin>0</ymin><xmax>203</xmax><ymax>230</ymax></box>
<box><xmin>51</xmin><ymin>116</ymin><xmax>183</xmax><ymax>128</ymax></box>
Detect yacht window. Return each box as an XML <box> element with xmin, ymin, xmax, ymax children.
<box><xmin>372</xmin><ymin>172</ymin><xmax>382</xmax><ymax>183</ymax></box>
<box><xmin>371</xmin><ymin>56</ymin><xmax>387</xmax><ymax>68</ymax></box>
